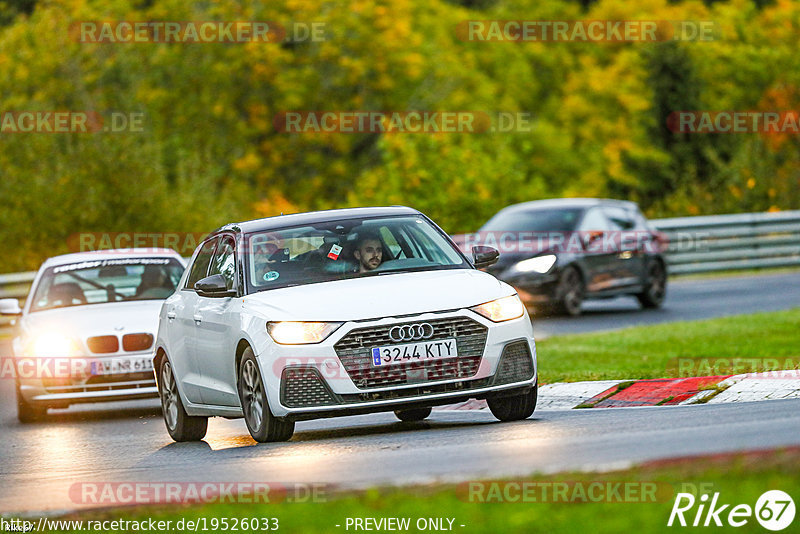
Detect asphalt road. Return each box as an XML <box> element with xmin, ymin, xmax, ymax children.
<box><xmin>0</xmin><ymin>376</ymin><xmax>798</xmax><ymax>515</ymax></box>
<box><xmin>1</xmin><ymin>271</ymin><xmax>798</xmax><ymax>515</ymax></box>
<box><xmin>533</xmin><ymin>271</ymin><xmax>800</xmax><ymax>338</ymax></box>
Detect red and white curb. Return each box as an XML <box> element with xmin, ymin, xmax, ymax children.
<box><xmin>435</xmin><ymin>370</ymin><xmax>800</xmax><ymax>411</ymax></box>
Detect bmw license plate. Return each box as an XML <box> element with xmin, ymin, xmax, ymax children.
<box><xmin>371</xmin><ymin>338</ymin><xmax>458</xmax><ymax>367</ymax></box>
<box><xmin>91</xmin><ymin>357</ymin><xmax>153</xmax><ymax>375</ymax></box>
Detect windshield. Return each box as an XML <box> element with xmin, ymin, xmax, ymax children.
<box><xmin>30</xmin><ymin>257</ymin><xmax>185</xmax><ymax>312</ymax></box>
<box><xmin>245</xmin><ymin>215</ymin><xmax>469</xmax><ymax>293</ymax></box>
<box><xmin>480</xmin><ymin>207</ymin><xmax>585</xmax><ymax>233</ymax></box>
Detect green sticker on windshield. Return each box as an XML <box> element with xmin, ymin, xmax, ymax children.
<box><xmin>263</xmin><ymin>271</ymin><xmax>280</xmax><ymax>282</ymax></box>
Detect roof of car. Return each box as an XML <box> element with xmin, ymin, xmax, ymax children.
<box><xmin>498</xmin><ymin>198</ymin><xmax>638</xmax><ymax>213</ymax></box>
<box><xmin>215</xmin><ymin>206</ymin><xmax>423</xmax><ymax>234</ymax></box>
<box><xmin>41</xmin><ymin>248</ymin><xmax>183</xmax><ymax>268</ymax></box>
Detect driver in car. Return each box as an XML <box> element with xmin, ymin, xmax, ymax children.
<box><xmin>353</xmin><ymin>231</ymin><xmax>384</xmax><ymax>273</ymax></box>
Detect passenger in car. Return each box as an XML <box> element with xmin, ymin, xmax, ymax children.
<box><xmin>134</xmin><ymin>265</ymin><xmax>175</xmax><ymax>299</ymax></box>
<box><xmin>353</xmin><ymin>231</ymin><xmax>384</xmax><ymax>273</ymax></box>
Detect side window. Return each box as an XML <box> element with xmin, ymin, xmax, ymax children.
<box><xmin>208</xmin><ymin>236</ymin><xmax>236</xmax><ymax>290</ymax></box>
<box><xmin>185</xmin><ymin>238</ymin><xmax>218</xmax><ymax>289</ymax></box>
<box><xmin>379</xmin><ymin>226</ymin><xmax>403</xmax><ymax>259</ymax></box>
<box><xmin>603</xmin><ymin>206</ymin><xmax>635</xmax><ymax>230</ymax></box>
<box><xmin>578</xmin><ymin>208</ymin><xmax>613</xmax><ymax>232</ymax></box>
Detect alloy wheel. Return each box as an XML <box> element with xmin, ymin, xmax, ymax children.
<box><xmin>161</xmin><ymin>361</ymin><xmax>179</xmax><ymax>432</ymax></box>
<box><xmin>241</xmin><ymin>359</ymin><xmax>264</xmax><ymax>431</ymax></box>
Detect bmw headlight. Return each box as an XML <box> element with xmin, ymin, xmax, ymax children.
<box><xmin>512</xmin><ymin>254</ymin><xmax>557</xmax><ymax>274</ymax></box>
<box><xmin>470</xmin><ymin>295</ymin><xmax>525</xmax><ymax>322</ymax></box>
<box><xmin>267</xmin><ymin>322</ymin><xmax>343</xmax><ymax>345</ymax></box>
<box><xmin>27</xmin><ymin>334</ymin><xmax>81</xmax><ymax>358</ymax></box>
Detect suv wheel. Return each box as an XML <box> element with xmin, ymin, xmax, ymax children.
<box><xmin>553</xmin><ymin>266</ymin><xmax>584</xmax><ymax>316</ymax></box>
<box><xmin>394</xmin><ymin>407</ymin><xmax>432</xmax><ymax>422</ymax></box>
<box><xmin>487</xmin><ymin>383</ymin><xmax>538</xmax><ymax>422</ymax></box>
<box><xmin>159</xmin><ymin>358</ymin><xmax>208</xmax><ymax>442</ymax></box>
<box><xmin>239</xmin><ymin>347</ymin><xmax>294</xmax><ymax>443</ymax></box>
<box><xmin>637</xmin><ymin>260</ymin><xmax>667</xmax><ymax>309</ymax></box>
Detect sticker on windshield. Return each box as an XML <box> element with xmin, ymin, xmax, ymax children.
<box><xmin>327</xmin><ymin>244</ymin><xmax>343</xmax><ymax>260</ymax></box>
<box><xmin>263</xmin><ymin>271</ymin><xmax>280</xmax><ymax>282</ymax></box>
<box><xmin>53</xmin><ymin>258</ymin><xmax>171</xmax><ymax>274</ymax></box>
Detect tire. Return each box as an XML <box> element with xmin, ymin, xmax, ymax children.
<box><xmin>552</xmin><ymin>266</ymin><xmax>584</xmax><ymax>316</ymax></box>
<box><xmin>637</xmin><ymin>260</ymin><xmax>667</xmax><ymax>309</ymax></box>
<box><xmin>238</xmin><ymin>348</ymin><xmax>294</xmax><ymax>443</ymax></box>
<box><xmin>159</xmin><ymin>358</ymin><xmax>208</xmax><ymax>442</ymax></box>
<box><xmin>394</xmin><ymin>407</ymin><xmax>432</xmax><ymax>422</ymax></box>
<box><xmin>487</xmin><ymin>383</ymin><xmax>538</xmax><ymax>422</ymax></box>
<box><xmin>17</xmin><ymin>384</ymin><xmax>47</xmax><ymax>423</ymax></box>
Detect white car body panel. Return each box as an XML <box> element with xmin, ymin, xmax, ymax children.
<box><xmin>14</xmin><ymin>249</ymin><xmax>185</xmax><ymax>407</ymax></box>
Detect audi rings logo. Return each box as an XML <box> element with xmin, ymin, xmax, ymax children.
<box><xmin>388</xmin><ymin>323</ymin><xmax>435</xmax><ymax>342</ymax></box>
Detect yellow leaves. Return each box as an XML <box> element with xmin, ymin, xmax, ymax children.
<box><xmin>233</xmin><ymin>152</ymin><xmax>261</xmax><ymax>172</ymax></box>
<box><xmin>252</xmin><ymin>190</ymin><xmax>298</xmax><ymax>218</ymax></box>
<box><xmin>747</xmin><ymin>178</ymin><xmax>756</xmax><ymax>189</ymax></box>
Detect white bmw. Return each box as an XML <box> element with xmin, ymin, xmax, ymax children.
<box><xmin>0</xmin><ymin>249</ymin><xmax>186</xmax><ymax>422</ymax></box>
<box><xmin>154</xmin><ymin>207</ymin><xmax>538</xmax><ymax>442</ymax></box>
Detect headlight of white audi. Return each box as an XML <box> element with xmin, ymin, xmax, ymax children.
<box><xmin>267</xmin><ymin>321</ymin><xmax>343</xmax><ymax>344</ymax></box>
<box><xmin>513</xmin><ymin>254</ymin><xmax>557</xmax><ymax>274</ymax></box>
<box><xmin>470</xmin><ymin>295</ymin><xmax>525</xmax><ymax>322</ymax></box>
<box><xmin>27</xmin><ymin>334</ymin><xmax>81</xmax><ymax>358</ymax></box>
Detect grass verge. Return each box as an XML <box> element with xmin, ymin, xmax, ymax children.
<box><xmin>49</xmin><ymin>447</ymin><xmax>800</xmax><ymax>533</ymax></box>
<box><xmin>537</xmin><ymin>308</ymin><xmax>800</xmax><ymax>384</ymax></box>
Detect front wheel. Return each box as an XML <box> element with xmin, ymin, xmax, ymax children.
<box><xmin>487</xmin><ymin>383</ymin><xmax>538</xmax><ymax>422</ymax></box>
<box><xmin>238</xmin><ymin>348</ymin><xmax>294</xmax><ymax>443</ymax></box>
<box><xmin>394</xmin><ymin>407</ymin><xmax>432</xmax><ymax>422</ymax></box>
<box><xmin>17</xmin><ymin>384</ymin><xmax>47</xmax><ymax>423</ymax></box>
<box><xmin>637</xmin><ymin>260</ymin><xmax>667</xmax><ymax>309</ymax></box>
<box><xmin>159</xmin><ymin>358</ymin><xmax>208</xmax><ymax>442</ymax></box>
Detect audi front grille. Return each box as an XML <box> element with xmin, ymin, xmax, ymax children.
<box><xmin>333</xmin><ymin>316</ymin><xmax>488</xmax><ymax>389</ymax></box>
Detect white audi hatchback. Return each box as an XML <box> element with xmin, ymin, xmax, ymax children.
<box><xmin>1</xmin><ymin>249</ymin><xmax>186</xmax><ymax>422</ymax></box>
<box><xmin>154</xmin><ymin>207</ymin><xmax>538</xmax><ymax>442</ymax></box>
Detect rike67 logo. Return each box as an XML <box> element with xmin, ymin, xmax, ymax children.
<box><xmin>668</xmin><ymin>490</ymin><xmax>795</xmax><ymax>530</ymax></box>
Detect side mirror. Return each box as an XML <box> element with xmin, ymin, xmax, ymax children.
<box><xmin>582</xmin><ymin>231</ymin><xmax>603</xmax><ymax>248</ymax></box>
<box><xmin>0</xmin><ymin>298</ymin><xmax>22</xmax><ymax>316</ymax></box>
<box><xmin>195</xmin><ymin>274</ymin><xmax>236</xmax><ymax>298</ymax></box>
<box><xmin>472</xmin><ymin>246</ymin><xmax>499</xmax><ymax>269</ymax></box>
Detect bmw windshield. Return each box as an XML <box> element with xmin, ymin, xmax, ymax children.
<box><xmin>29</xmin><ymin>257</ymin><xmax>185</xmax><ymax>312</ymax></box>
<box><xmin>245</xmin><ymin>215</ymin><xmax>470</xmax><ymax>293</ymax></box>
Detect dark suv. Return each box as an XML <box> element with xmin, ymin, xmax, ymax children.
<box><xmin>469</xmin><ymin>198</ymin><xmax>667</xmax><ymax>316</ymax></box>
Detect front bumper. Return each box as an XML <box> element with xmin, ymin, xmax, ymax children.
<box><xmin>15</xmin><ymin>353</ymin><xmax>158</xmax><ymax>406</ymax></box>
<box><xmin>257</xmin><ymin>309</ymin><xmax>537</xmax><ymax>419</ymax></box>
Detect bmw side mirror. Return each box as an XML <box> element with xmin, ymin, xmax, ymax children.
<box><xmin>195</xmin><ymin>274</ymin><xmax>236</xmax><ymax>298</ymax></box>
<box><xmin>472</xmin><ymin>246</ymin><xmax>499</xmax><ymax>269</ymax></box>
<box><xmin>0</xmin><ymin>298</ymin><xmax>22</xmax><ymax>316</ymax></box>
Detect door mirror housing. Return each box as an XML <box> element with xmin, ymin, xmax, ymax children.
<box><xmin>582</xmin><ymin>231</ymin><xmax>603</xmax><ymax>248</ymax></box>
<box><xmin>472</xmin><ymin>246</ymin><xmax>500</xmax><ymax>269</ymax></box>
<box><xmin>194</xmin><ymin>274</ymin><xmax>236</xmax><ymax>298</ymax></box>
<box><xmin>0</xmin><ymin>298</ymin><xmax>22</xmax><ymax>316</ymax></box>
